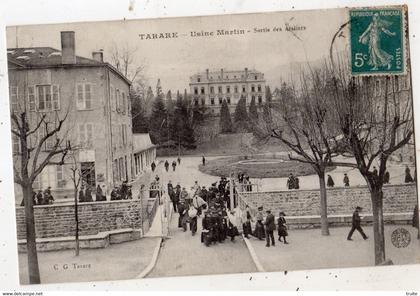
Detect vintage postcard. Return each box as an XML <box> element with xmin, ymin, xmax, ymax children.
<box><xmin>4</xmin><ymin>4</ymin><xmax>419</xmax><ymax>286</ymax></box>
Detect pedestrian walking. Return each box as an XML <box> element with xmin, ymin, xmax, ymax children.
<box><xmin>188</xmin><ymin>205</ymin><xmax>198</xmax><ymax>235</ymax></box>
<box><xmin>177</xmin><ymin>156</ymin><xmax>181</xmax><ymax>165</ymax></box>
<box><xmin>178</xmin><ymin>201</ymin><xmax>188</xmax><ymax>231</ymax></box>
<box><xmin>254</xmin><ymin>206</ymin><xmax>265</xmax><ymax>240</ymax></box>
<box><xmin>202</xmin><ymin>155</ymin><xmax>206</xmax><ymax>166</ymax></box>
<box><xmin>373</xmin><ymin>166</ymin><xmax>378</xmax><ymax>177</ymax></box>
<box><xmin>96</xmin><ymin>184</ymin><xmax>105</xmax><ymax>201</ymax></box>
<box><xmin>327</xmin><ymin>175</ymin><xmax>335</xmax><ymax>187</ymax></box>
<box><xmin>151</xmin><ymin>161</ymin><xmax>156</xmax><ymax>172</ymax></box>
<box><xmin>164</xmin><ymin>160</ymin><xmax>169</xmax><ymax>172</ymax></box>
<box><xmin>278</xmin><ymin>212</ymin><xmax>289</xmax><ymax>244</ymax></box>
<box><xmin>384</xmin><ymin>171</ymin><xmax>390</xmax><ymax>184</ymax></box>
<box><xmin>172</xmin><ymin>160</ymin><xmax>177</xmax><ymax>172</ymax></box>
<box><xmin>192</xmin><ymin>193</ymin><xmax>207</xmax><ymax>216</ymax></box>
<box><xmin>343</xmin><ymin>173</ymin><xmax>350</xmax><ymax>187</ymax></box>
<box><xmin>287</xmin><ymin>173</ymin><xmax>295</xmax><ymax>190</ymax></box>
<box><xmin>36</xmin><ymin>190</ymin><xmax>44</xmax><ymax>205</ymax></box>
<box><xmin>265</xmin><ymin>209</ymin><xmax>276</xmax><ymax>247</ymax></box>
<box><xmin>242</xmin><ymin>205</ymin><xmax>253</xmax><ymax>238</ymax></box>
<box><xmin>347</xmin><ymin>206</ymin><xmax>368</xmax><ymax>241</ymax></box>
<box><xmin>405</xmin><ymin>166</ymin><xmax>414</xmax><ymax>183</ymax></box>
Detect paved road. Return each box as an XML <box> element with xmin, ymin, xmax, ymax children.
<box><xmin>155</xmin><ymin>155</ymin><xmax>414</xmax><ymax>192</ymax></box>
<box><xmin>147</xmin><ymin>209</ymin><xmax>257</xmax><ymax>278</ymax></box>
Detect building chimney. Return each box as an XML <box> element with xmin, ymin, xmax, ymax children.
<box><xmin>92</xmin><ymin>51</ymin><xmax>104</xmax><ymax>62</ymax></box>
<box><xmin>61</xmin><ymin>31</ymin><xmax>76</xmax><ymax>64</ymax></box>
<box><xmin>221</xmin><ymin>68</ymin><xmax>224</xmax><ymax>80</ymax></box>
<box><xmin>245</xmin><ymin>67</ymin><xmax>248</xmax><ymax>79</ymax></box>
<box><xmin>206</xmin><ymin>68</ymin><xmax>209</xmax><ymax>79</ymax></box>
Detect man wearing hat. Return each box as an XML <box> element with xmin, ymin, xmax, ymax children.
<box><xmin>347</xmin><ymin>206</ymin><xmax>368</xmax><ymax>240</ymax></box>
<box><xmin>264</xmin><ymin>209</ymin><xmax>276</xmax><ymax>247</ymax></box>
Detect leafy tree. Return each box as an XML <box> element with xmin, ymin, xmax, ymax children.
<box><xmin>249</xmin><ymin>95</ymin><xmax>259</xmax><ymax>124</ymax></box>
<box><xmin>234</xmin><ymin>97</ymin><xmax>249</xmax><ymax>132</ymax></box>
<box><xmin>219</xmin><ymin>99</ymin><xmax>233</xmax><ymax>133</ymax></box>
<box><xmin>131</xmin><ymin>89</ymin><xmax>149</xmax><ymax>133</ymax></box>
<box><xmin>148</xmin><ymin>96</ymin><xmax>167</xmax><ymax>145</ymax></box>
<box><xmin>171</xmin><ymin>95</ymin><xmax>196</xmax><ymax>149</ymax></box>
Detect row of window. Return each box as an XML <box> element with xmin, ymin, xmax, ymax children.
<box><xmin>193</xmin><ymin>84</ymin><xmax>263</xmax><ymax>95</ymax></box>
<box><xmin>10</xmin><ymin>84</ymin><xmax>129</xmax><ymax>114</ymax></box>
<box><xmin>196</xmin><ymin>74</ymin><xmax>260</xmax><ymax>82</ymax></box>
<box><xmin>193</xmin><ymin>95</ymin><xmax>263</xmax><ymax>106</ymax></box>
<box><xmin>113</xmin><ymin>156</ymin><xmax>128</xmax><ymax>183</ymax></box>
<box><xmin>112</xmin><ymin>123</ymin><xmax>128</xmax><ymax>150</ymax></box>
<box><xmin>110</xmin><ymin>85</ymin><xmax>129</xmax><ymax>115</ymax></box>
<box><xmin>10</xmin><ymin>85</ymin><xmax>60</xmax><ymax>112</ymax></box>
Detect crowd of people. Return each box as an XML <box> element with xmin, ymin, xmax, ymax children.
<box><xmin>21</xmin><ymin>186</ymin><xmax>55</xmax><ymax>206</ymax></box>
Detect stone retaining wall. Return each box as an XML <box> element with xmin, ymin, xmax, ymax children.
<box><xmin>239</xmin><ymin>184</ymin><xmax>418</xmax><ymax>216</ymax></box>
<box><xmin>15</xmin><ymin>199</ymin><xmax>144</xmax><ymax>240</ymax></box>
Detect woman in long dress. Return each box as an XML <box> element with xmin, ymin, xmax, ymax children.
<box><xmin>359</xmin><ymin>13</ymin><xmax>396</xmax><ymax>70</ymax></box>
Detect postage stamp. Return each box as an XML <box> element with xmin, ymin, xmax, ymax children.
<box><xmin>350</xmin><ymin>7</ymin><xmax>405</xmax><ymax>75</ymax></box>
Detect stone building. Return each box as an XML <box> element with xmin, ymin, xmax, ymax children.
<box><xmin>8</xmin><ymin>31</ymin><xmax>155</xmax><ymax>203</ymax></box>
<box><xmin>189</xmin><ymin>68</ymin><xmax>266</xmax><ymax>114</ymax></box>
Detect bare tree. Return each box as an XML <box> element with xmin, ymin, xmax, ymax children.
<box><xmin>329</xmin><ymin>57</ymin><xmax>413</xmax><ymax>264</ymax></box>
<box><xmin>256</xmin><ymin>71</ymin><xmax>346</xmax><ymax>236</ymax></box>
<box><xmin>12</xmin><ymin>110</ymin><xmax>72</xmax><ymax>283</ymax></box>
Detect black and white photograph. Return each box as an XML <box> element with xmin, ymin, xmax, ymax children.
<box><xmin>1</xmin><ymin>1</ymin><xmax>419</xmax><ymax>290</ymax></box>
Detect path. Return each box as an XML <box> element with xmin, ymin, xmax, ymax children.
<box><xmin>147</xmin><ymin>208</ymin><xmax>257</xmax><ymax>278</ymax></box>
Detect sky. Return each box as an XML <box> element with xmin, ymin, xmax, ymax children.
<box><xmin>6</xmin><ymin>8</ymin><xmax>349</xmax><ymax>93</ymax></box>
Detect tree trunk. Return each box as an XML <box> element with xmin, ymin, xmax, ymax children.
<box><xmin>371</xmin><ymin>187</ymin><xmax>386</xmax><ymax>265</ymax></box>
<box><xmin>23</xmin><ymin>183</ymin><xmax>41</xmax><ymax>284</ymax></box>
<box><xmin>318</xmin><ymin>172</ymin><xmax>330</xmax><ymax>236</ymax></box>
<box><xmin>74</xmin><ymin>190</ymin><xmax>79</xmax><ymax>256</ymax></box>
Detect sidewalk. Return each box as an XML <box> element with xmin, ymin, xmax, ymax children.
<box><xmin>247</xmin><ymin>225</ymin><xmax>420</xmax><ymax>272</ymax></box>
<box><xmin>147</xmin><ymin>209</ymin><xmax>257</xmax><ymax>278</ymax></box>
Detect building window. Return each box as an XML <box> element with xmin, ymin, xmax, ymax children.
<box><xmin>242</xmin><ymin>85</ymin><xmax>246</xmax><ymax>93</ymax></box>
<box><xmin>56</xmin><ymin>165</ymin><xmax>65</xmax><ymax>188</ymax></box>
<box><xmin>210</xmin><ymin>98</ymin><xmax>215</xmax><ymax>105</ymax></box>
<box><xmin>121</xmin><ymin>92</ymin><xmax>126</xmax><ymax>115</ymax></box>
<box><xmin>122</xmin><ymin>124</ymin><xmax>127</xmax><ymax>146</ymax></box>
<box><xmin>110</xmin><ymin>85</ymin><xmax>115</xmax><ymax>111</ymax></box>
<box><xmin>201</xmin><ymin>87</ymin><xmax>205</xmax><ymax>95</ymax></box>
<box><xmin>258</xmin><ymin>96</ymin><xmax>262</xmax><ymax>104</ymax></box>
<box><xmin>226</xmin><ymin>86</ymin><xmax>230</xmax><ymax>94</ymax></box>
<box><xmin>119</xmin><ymin>157</ymin><xmax>124</xmax><ymax>181</ymax></box>
<box><xmin>251</xmin><ymin>85</ymin><xmax>255</xmax><ymax>93</ymax></box>
<box><xmin>10</xmin><ymin>86</ymin><xmax>18</xmax><ymax>111</ymax></box>
<box><xmin>227</xmin><ymin>97</ymin><xmax>231</xmax><ymax>104</ymax></box>
<box><xmin>197</xmin><ymin>77</ymin><xmax>201</xmax><ymax>82</ymax></box>
<box><xmin>210</xmin><ymin>86</ymin><xmax>214</xmax><ymax>94</ymax></box>
<box><xmin>194</xmin><ymin>87</ymin><xmax>198</xmax><ymax>95</ymax></box>
<box><xmin>79</xmin><ymin>123</ymin><xmax>94</xmax><ymax>148</ymax></box>
<box><xmin>116</xmin><ymin>89</ymin><xmax>121</xmax><ymax>111</ymax></box>
<box><xmin>255</xmin><ymin>75</ymin><xmax>258</xmax><ymax>80</ymax></box>
<box><xmin>257</xmin><ymin>85</ymin><xmax>262</xmax><ymax>92</ymax></box>
<box><xmin>219</xmin><ymin>98</ymin><xmax>223</xmax><ymax>105</ymax></box>
<box><xmin>234</xmin><ymin>86</ymin><xmax>238</xmax><ymax>93</ymax></box>
<box><xmin>33</xmin><ymin>174</ymin><xmax>41</xmax><ymax>191</ymax></box>
<box><xmin>76</xmin><ymin>83</ymin><xmax>92</xmax><ymax>110</ymax></box>
<box><xmin>218</xmin><ymin>86</ymin><xmax>223</xmax><ymax>94</ymax></box>
<box><xmin>37</xmin><ymin>85</ymin><xmax>60</xmax><ymax>111</ymax></box>
<box><xmin>201</xmin><ymin>98</ymin><xmax>205</xmax><ymax>105</ymax></box>
<box><xmin>194</xmin><ymin>98</ymin><xmax>199</xmax><ymax>106</ymax></box>
<box><xmin>28</xmin><ymin>86</ymin><xmax>36</xmax><ymax>111</ymax></box>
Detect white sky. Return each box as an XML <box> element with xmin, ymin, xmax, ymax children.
<box><xmin>6</xmin><ymin>8</ymin><xmax>348</xmax><ymax>92</ymax></box>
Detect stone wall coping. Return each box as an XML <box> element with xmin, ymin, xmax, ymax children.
<box><xmin>17</xmin><ymin>227</ymin><xmax>141</xmax><ymax>244</ymax></box>
<box><xmin>239</xmin><ymin>183</ymin><xmax>417</xmax><ymax>195</ymax></box>
<box><xmin>15</xmin><ymin>199</ymin><xmax>142</xmax><ymax>209</ymax></box>
<box><xmin>282</xmin><ymin>212</ymin><xmax>412</xmax><ymax>219</ymax></box>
